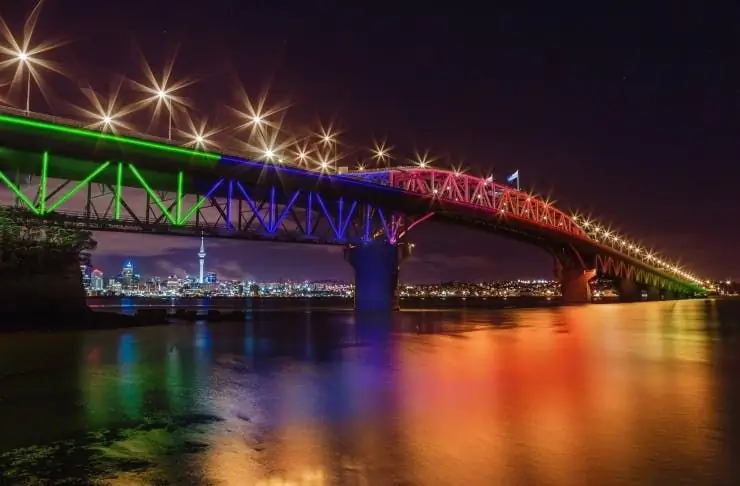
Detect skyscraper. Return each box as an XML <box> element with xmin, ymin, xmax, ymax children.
<box><xmin>198</xmin><ymin>234</ymin><xmax>206</xmax><ymax>284</ymax></box>
<box><xmin>122</xmin><ymin>261</ymin><xmax>134</xmax><ymax>289</ymax></box>
<box><xmin>91</xmin><ymin>269</ymin><xmax>104</xmax><ymax>291</ymax></box>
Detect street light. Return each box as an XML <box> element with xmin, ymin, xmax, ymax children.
<box><xmin>179</xmin><ymin>115</ymin><xmax>221</xmax><ymax>151</ymax></box>
<box><xmin>156</xmin><ymin>89</ymin><xmax>173</xmax><ymax>140</ymax></box>
<box><xmin>0</xmin><ymin>0</ymin><xmax>66</xmax><ymax>114</ymax></box>
<box><xmin>131</xmin><ymin>57</ymin><xmax>192</xmax><ymax>141</ymax></box>
<box><xmin>371</xmin><ymin>139</ymin><xmax>392</xmax><ymax>169</ymax></box>
<box><xmin>316</xmin><ymin>122</ymin><xmax>340</xmax><ymax>172</ymax></box>
<box><xmin>76</xmin><ymin>83</ymin><xmax>135</xmax><ymax>134</ymax></box>
<box><xmin>15</xmin><ymin>51</ymin><xmax>31</xmax><ymax>113</ymax></box>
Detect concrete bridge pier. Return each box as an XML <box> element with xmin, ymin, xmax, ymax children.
<box><xmin>661</xmin><ymin>289</ymin><xmax>677</xmax><ymax>300</ymax></box>
<box><xmin>645</xmin><ymin>286</ymin><xmax>661</xmax><ymax>301</ymax></box>
<box><xmin>559</xmin><ymin>267</ymin><xmax>597</xmax><ymax>304</ymax></box>
<box><xmin>618</xmin><ymin>279</ymin><xmax>642</xmax><ymax>302</ymax></box>
<box><xmin>345</xmin><ymin>241</ymin><xmax>411</xmax><ymax>312</ymax></box>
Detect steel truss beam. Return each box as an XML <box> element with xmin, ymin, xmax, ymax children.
<box><xmin>594</xmin><ymin>254</ymin><xmax>686</xmax><ymax>293</ymax></box>
<box><xmin>0</xmin><ymin>151</ymin><xmax>701</xmax><ymax>294</ymax></box>
<box><xmin>372</xmin><ymin>168</ymin><xmax>700</xmax><ymax>294</ymax></box>
<box><xmin>384</xmin><ymin>168</ymin><xmax>586</xmax><ymax>237</ymax></box>
<box><xmin>0</xmin><ymin>152</ymin><xmax>427</xmax><ymax>245</ymax></box>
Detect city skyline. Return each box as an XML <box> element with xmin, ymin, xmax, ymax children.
<box><xmin>0</xmin><ymin>2</ymin><xmax>737</xmax><ymax>281</ymax></box>
<box><xmin>86</xmin><ymin>231</ymin><xmax>559</xmax><ymax>283</ymax></box>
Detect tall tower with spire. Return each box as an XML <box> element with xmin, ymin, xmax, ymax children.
<box><xmin>198</xmin><ymin>234</ymin><xmax>206</xmax><ymax>284</ymax></box>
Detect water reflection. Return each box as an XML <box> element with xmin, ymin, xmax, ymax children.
<box><xmin>0</xmin><ymin>299</ymin><xmax>739</xmax><ymax>484</ymax></box>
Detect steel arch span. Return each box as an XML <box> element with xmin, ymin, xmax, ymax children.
<box><xmin>386</xmin><ymin>168</ymin><xmax>584</xmax><ymax>237</ymax></box>
<box><xmin>0</xmin><ymin>110</ymin><xmax>705</xmax><ymax>307</ymax></box>
<box><xmin>350</xmin><ymin>167</ymin><xmax>705</xmax><ymax>298</ymax></box>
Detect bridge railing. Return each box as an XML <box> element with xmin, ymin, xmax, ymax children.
<box><xmin>0</xmin><ymin>105</ymin><xmax>182</xmax><ymax>147</ymax></box>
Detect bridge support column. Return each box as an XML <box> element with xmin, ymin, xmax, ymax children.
<box><xmin>618</xmin><ymin>279</ymin><xmax>642</xmax><ymax>302</ymax></box>
<box><xmin>560</xmin><ymin>268</ymin><xmax>597</xmax><ymax>304</ymax></box>
<box><xmin>661</xmin><ymin>289</ymin><xmax>676</xmax><ymax>301</ymax></box>
<box><xmin>645</xmin><ymin>286</ymin><xmax>661</xmax><ymax>301</ymax></box>
<box><xmin>345</xmin><ymin>241</ymin><xmax>411</xmax><ymax>312</ymax></box>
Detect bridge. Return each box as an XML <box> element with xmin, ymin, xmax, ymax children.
<box><xmin>0</xmin><ymin>109</ymin><xmax>705</xmax><ymax>311</ymax></box>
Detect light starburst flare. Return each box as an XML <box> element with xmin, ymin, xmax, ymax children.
<box><xmin>0</xmin><ymin>0</ymin><xmax>67</xmax><ymax>113</ymax></box>
<box><xmin>130</xmin><ymin>54</ymin><xmax>193</xmax><ymax>140</ymax></box>
<box><xmin>178</xmin><ymin>115</ymin><xmax>222</xmax><ymax>151</ymax></box>
<box><xmin>290</xmin><ymin>140</ymin><xmax>315</xmax><ymax>167</ymax></box>
<box><xmin>76</xmin><ymin>80</ymin><xmax>136</xmax><ymax>134</ymax></box>
<box><xmin>412</xmin><ymin>149</ymin><xmax>435</xmax><ymax>168</ymax></box>
<box><xmin>371</xmin><ymin>139</ymin><xmax>393</xmax><ymax>167</ymax></box>
<box><xmin>230</xmin><ymin>84</ymin><xmax>288</xmax><ymax>140</ymax></box>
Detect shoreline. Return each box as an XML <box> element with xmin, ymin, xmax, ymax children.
<box><xmin>2</xmin><ymin>295</ymin><xmax>721</xmax><ymax>334</ymax></box>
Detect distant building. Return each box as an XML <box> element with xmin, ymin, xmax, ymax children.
<box><xmin>121</xmin><ymin>260</ymin><xmax>134</xmax><ymax>289</ymax></box>
<box><xmin>91</xmin><ymin>269</ymin><xmax>104</xmax><ymax>291</ymax></box>
<box><xmin>205</xmin><ymin>271</ymin><xmax>217</xmax><ymax>284</ymax></box>
<box><xmin>166</xmin><ymin>275</ymin><xmax>179</xmax><ymax>290</ymax></box>
<box><xmin>198</xmin><ymin>235</ymin><xmax>206</xmax><ymax>284</ymax></box>
<box><xmin>80</xmin><ymin>263</ymin><xmax>91</xmax><ymax>289</ymax></box>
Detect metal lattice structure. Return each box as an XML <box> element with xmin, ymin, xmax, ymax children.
<box><xmin>386</xmin><ymin>168</ymin><xmax>585</xmax><ymax>237</ymax></box>
<box><xmin>349</xmin><ymin>167</ymin><xmax>704</xmax><ymax>294</ymax></box>
<box><xmin>0</xmin><ymin>153</ymin><xmax>427</xmax><ymax>246</ymax></box>
<box><xmin>0</xmin><ymin>111</ymin><xmax>704</xmax><ymax>295</ymax></box>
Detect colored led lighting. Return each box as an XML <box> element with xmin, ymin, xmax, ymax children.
<box><xmin>0</xmin><ymin>114</ymin><xmax>220</xmax><ymax>161</ymax></box>
<box><xmin>220</xmin><ymin>154</ymin><xmax>412</xmax><ymax>194</ymax></box>
<box><xmin>178</xmin><ymin>179</ymin><xmax>224</xmax><ymax>225</ymax></box>
<box><xmin>39</xmin><ymin>151</ymin><xmax>48</xmax><ymax>214</ymax></box>
<box><xmin>114</xmin><ymin>162</ymin><xmax>123</xmax><ymax>220</ymax></box>
<box><xmin>0</xmin><ymin>171</ymin><xmax>40</xmax><ymax>215</ymax></box>
<box><xmin>176</xmin><ymin>171</ymin><xmax>184</xmax><ymax>224</ymax></box>
<box><xmin>128</xmin><ymin>164</ymin><xmax>176</xmax><ymax>225</ymax></box>
<box><xmin>46</xmin><ymin>162</ymin><xmax>111</xmax><ymax>213</ymax></box>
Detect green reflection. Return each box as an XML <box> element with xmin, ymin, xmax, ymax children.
<box><xmin>118</xmin><ymin>333</ymin><xmax>143</xmax><ymax>420</ymax></box>
<box><xmin>81</xmin><ymin>346</ymin><xmax>111</xmax><ymax>428</ymax></box>
<box><xmin>167</xmin><ymin>346</ymin><xmax>183</xmax><ymax>414</ymax></box>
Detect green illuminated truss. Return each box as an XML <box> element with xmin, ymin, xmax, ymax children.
<box><xmin>0</xmin><ymin>151</ymin><xmax>213</xmax><ymax>226</ymax></box>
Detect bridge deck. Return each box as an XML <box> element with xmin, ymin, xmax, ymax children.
<box><xmin>0</xmin><ymin>111</ymin><xmax>704</xmax><ymax>294</ymax></box>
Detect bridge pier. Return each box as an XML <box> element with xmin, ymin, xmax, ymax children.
<box><xmin>345</xmin><ymin>241</ymin><xmax>411</xmax><ymax>312</ymax></box>
<box><xmin>560</xmin><ymin>268</ymin><xmax>597</xmax><ymax>304</ymax></box>
<box><xmin>661</xmin><ymin>289</ymin><xmax>676</xmax><ymax>300</ymax></box>
<box><xmin>645</xmin><ymin>286</ymin><xmax>661</xmax><ymax>301</ymax></box>
<box><xmin>618</xmin><ymin>279</ymin><xmax>642</xmax><ymax>302</ymax></box>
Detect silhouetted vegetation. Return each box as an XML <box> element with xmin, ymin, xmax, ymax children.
<box><xmin>0</xmin><ymin>207</ymin><xmax>97</xmax><ymax>273</ymax></box>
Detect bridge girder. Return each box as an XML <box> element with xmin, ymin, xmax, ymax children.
<box><xmin>0</xmin><ymin>155</ymin><xmax>429</xmax><ymax>246</ymax></box>
<box><xmin>0</xmin><ymin>132</ymin><xmax>704</xmax><ymax>295</ymax></box>
<box><xmin>351</xmin><ymin>167</ymin><xmax>704</xmax><ymax>295</ymax></box>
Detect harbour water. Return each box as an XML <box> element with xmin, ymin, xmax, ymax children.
<box><xmin>1</xmin><ymin>298</ymin><xmax>739</xmax><ymax>485</ymax></box>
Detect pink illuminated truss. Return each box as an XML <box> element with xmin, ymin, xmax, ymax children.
<box><xmin>386</xmin><ymin>168</ymin><xmax>586</xmax><ymax>238</ymax></box>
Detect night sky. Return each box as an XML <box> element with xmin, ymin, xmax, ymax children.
<box><xmin>1</xmin><ymin>2</ymin><xmax>738</xmax><ymax>282</ymax></box>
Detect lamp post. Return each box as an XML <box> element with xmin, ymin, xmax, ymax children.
<box><xmin>14</xmin><ymin>51</ymin><xmax>31</xmax><ymax>113</ymax></box>
<box><xmin>157</xmin><ymin>90</ymin><xmax>172</xmax><ymax>140</ymax></box>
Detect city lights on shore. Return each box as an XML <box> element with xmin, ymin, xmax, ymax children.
<box><xmin>0</xmin><ymin>1</ymin><xmax>706</xmax><ymax>288</ymax></box>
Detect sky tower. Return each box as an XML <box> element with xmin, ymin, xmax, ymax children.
<box><xmin>198</xmin><ymin>234</ymin><xmax>206</xmax><ymax>284</ymax></box>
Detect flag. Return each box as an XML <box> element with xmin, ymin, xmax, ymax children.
<box><xmin>506</xmin><ymin>170</ymin><xmax>519</xmax><ymax>183</ymax></box>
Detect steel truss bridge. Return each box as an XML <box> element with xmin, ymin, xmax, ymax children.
<box><xmin>0</xmin><ymin>111</ymin><xmax>705</xmax><ymax>310</ymax></box>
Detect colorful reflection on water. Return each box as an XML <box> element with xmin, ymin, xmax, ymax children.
<box><xmin>1</xmin><ymin>299</ymin><xmax>739</xmax><ymax>484</ymax></box>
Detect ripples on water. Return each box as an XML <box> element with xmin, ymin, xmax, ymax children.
<box><xmin>1</xmin><ymin>299</ymin><xmax>740</xmax><ymax>485</ymax></box>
